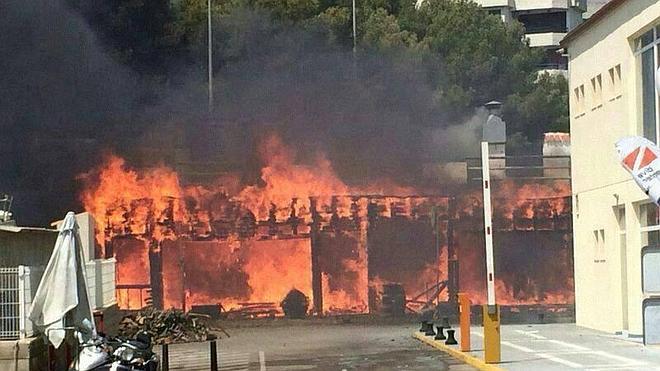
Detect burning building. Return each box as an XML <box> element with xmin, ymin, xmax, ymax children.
<box><xmin>79</xmin><ymin>134</ymin><xmax>574</xmax><ymax>317</ymax></box>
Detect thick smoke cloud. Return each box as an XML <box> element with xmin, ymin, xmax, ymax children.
<box><xmin>0</xmin><ymin>0</ymin><xmax>142</xmax><ymax>225</ymax></box>
<box><xmin>160</xmin><ymin>9</ymin><xmax>483</xmax><ymax>187</ymax></box>
<box><xmin>0</xmin><ymin>1</ymin><xmax>484</xmax><ymax>225</ymax></box>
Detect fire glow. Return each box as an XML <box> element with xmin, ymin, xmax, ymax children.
<box><xmin>80</xmin><ymin>134</ymin><xmax>574</xmax><ymax>314</ymax></box>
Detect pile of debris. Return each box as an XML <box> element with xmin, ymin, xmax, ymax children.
<box><xmin>224</xmin><ymin>302</ymin><xmax>279</xmax><ymax>319</ymax></box>
<box><xmin>281</xmin><ymin>289</ymin><xmax>309</xmax><ymax>318</ymax></box>
<box><xmin>118</xmin><ymin>308</ymin><xmax>211</xmax><ymax>344</ymax></box>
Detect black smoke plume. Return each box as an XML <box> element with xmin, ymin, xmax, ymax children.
<box><xmin>0</xmin><ymin>1</ymin><xmax>482</xmax><ymax>225</ymax></box>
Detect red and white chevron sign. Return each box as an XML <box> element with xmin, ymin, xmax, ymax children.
<box><xmin>617</xmin><ymin>136</ymin><xmax>660</xmax><ymax>205</ymax></box>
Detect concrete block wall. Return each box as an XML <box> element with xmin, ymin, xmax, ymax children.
<box><xmin>0</xmin><ymin>337</ymin><xmax>48</xmax><ymax>371</ymax></box>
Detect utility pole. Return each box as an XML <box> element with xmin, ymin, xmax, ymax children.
<box><xmin>352</xmin><ymin>0</ymin><xmax>357</xmax><ymax>54</ymax></box>
<box><xmin>207</xmin><ymin>0</ymin><xmax>213</xmax><ymax>113</ymax></box>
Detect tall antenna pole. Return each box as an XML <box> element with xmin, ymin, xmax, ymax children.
<box><xmin>207</xmin><ymin>0</ymin><xmax>213</xmax><ymax>113</ymax></box>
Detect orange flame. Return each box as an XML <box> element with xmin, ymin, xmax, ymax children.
<box><xmin>80</xmin><ymin>134</ymin><xmax>574</xmax><ymax>313</ymax></box>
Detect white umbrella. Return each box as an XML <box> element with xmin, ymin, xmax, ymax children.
<box><xmin>29</xmin><ymin>212</ymin><xmax>96</xmax><ymax>348</ymax></box>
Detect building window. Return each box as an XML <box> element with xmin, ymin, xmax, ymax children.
<box><xmin>634</xmin><ymin>27</ymin><xmax>660</xmax><ymax>143</ymax></box>
<box><xmin>639</xmin><ymin>203</ymin><xmax>660</xmax><ymax>246</ymax></box>
<box><xmin>516</xmin><ymin>12</ymin><xmax>567</xmax><ymax>34</ymax></box>
<box><xmin>591</xmin><ymin>74</ymin><xmax>603</xmax><ymax>109</ymax></box>
<box><xmin>573</xmin><ymin>84</ymin><xmax>585</xmax><ymax>117</ymax></box>
<box><xmin>593</xmin><ymin>229</ymin><xmax>605</xmax><ymax>263</ymax></box>
<box><xmin>616</xmin><ymin>205</ymin><xmax>626</xmax><ymax>231</ymax></box>
<box><xmin>615</xmin><ymin>205</ymin><xmax>628</xmax><ymax>330</ymax></box>
<box><xmin>616</xmin><ymin>205</ymin><xmax>626</xmax><ymax>262</ymax></box>
<box><xmin>608</xmin><ymin>64</ymin><xmax>622</xmax><ymax>100</ymax></box>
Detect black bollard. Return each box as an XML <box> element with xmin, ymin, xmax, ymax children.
<box><xmin>424</xmin><ymin>323</ymin><xmax>436</xmax><ymax>336</ymax></box>
<box><xmin>210</xmin><ymin>340</ymin><xmax>218</xmax><ymax>371</ymax></box>
<box><xmin>419</xmin><ymin>321</ymin><xmax>428</xmax><ymax>332</ymax></box>
<box><xmin>441</xmin><ymin>316</ymin><xmax>451</xmax><ymax>329</ymax></box>
<box><xmin>434</xmin><ymin>325</ymin><xmax>446</xmax><ymax>341</ymax></box>
<box><xmin>162</xmin><ymin>343</ymin><xmax>169</xmax><ymax>371</ymax></box>
<box><xmin>445</xmin><ymin>329</ymin><xmax>458</xmax><ymax>345</ymax></box>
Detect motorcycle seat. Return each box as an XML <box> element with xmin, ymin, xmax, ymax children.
<box><xmin>127</xmin><ymin>340</ymin><xmax>150</xmax><ymax>350</ymax></box>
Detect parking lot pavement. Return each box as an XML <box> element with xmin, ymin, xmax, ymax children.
<box><xmin>440</xmin><ymin>323</ymin><xmax>660</xmax><ymax>371</ymax></box>
<box><xmin>159</xmin><ymin>323</ymin><xmax>477</xmax><ymax>370</ymax></box>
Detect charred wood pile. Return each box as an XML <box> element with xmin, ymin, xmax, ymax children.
<box><xmin>118</xmin><ymin>308</ymin><xmax>211</xmax><ymax>344</ymax></box>
<box><xmin>224</xmin><ymin>302</ymin><xmax>280</xmax><ymax>319</ymax></box>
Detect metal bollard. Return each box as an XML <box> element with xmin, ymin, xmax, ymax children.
<box><xmin>445</xmin><ymin>329</ymin><xmax>458</xmax><ymax>345</ymax></box>
<box><xmin>162</xmin><ymin>343</ymin><xmax>169</xmax><ymax>371</ymax></box>
<box><xmin>210</xmin><ymin>340</ymin><xmax>218</xmax><ymax>371</ymax></box>
<box><xmin>441</xmin><ymin>317</ymin><xmax>451</xmax><ymax>329</ymax></box>
<box><xmin>458</xmin><ymin>293</ymin><xmax>471</xmax><ymax>352</ymax></box>
<box><xmin>424</xmin><ymin>323</ymin><xmax>436</xmax><ymax>336</ymax></box>
<box><xmin>434</xmin><ymin>325</ymin><xmax>446</xmax><ymax>341</ymax></box>
<box><xmin>483</xmin><ymin>304</ymin><xmax>501</xmax><ymax>364</ymax></box>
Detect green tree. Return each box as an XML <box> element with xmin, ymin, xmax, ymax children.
<box><xmin>361</xmin><ymin>8</ymin><xmax>418</xmax><ymax>50</ymax></box>
<box><xmin>315</xmin><ymin>6</ymin><xmax>352</xmax><ymax>45</ymax></box>
<box><xmin>67</xmin><ymin>0</ymin><xmax>178</xmax><ymax>76</ymax></box>
<box><xmin>503</xmin><ymin>73</ymin><xmax>570</xmax><ymax>142</ymax></box>
<box><xmin>416</xmin><ymin>0</ymin><xmax>543</xmax><ymax>120</ymax></box>
<box><xmin>73</xmin><ymin>0</ymin><xmax>568</xmax><ymax>142</ymax></box>
<box><xmin>253</xmin><ymin>0</ymin><xmax>320</xmax><ymax>22</ymax></box>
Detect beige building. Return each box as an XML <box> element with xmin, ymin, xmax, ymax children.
<box><xmin>562</xmin><ymin>0</ymin><xmax>660</xmax><ymax>336</ymax></box>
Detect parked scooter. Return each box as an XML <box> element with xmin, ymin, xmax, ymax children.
<box><xmin>69</xmin><ymin>320</ymin><xmax>158</xmax><ymax>371</ymax></box>
<box><xmin>68</xmin><ymin>333</ymin><xmax>114</xmax><ymax>371</ymax></box>
<box><xmin>108</xmin><ymin>331</ymin><xmax>159</xmax><ymax>371</ymax></box>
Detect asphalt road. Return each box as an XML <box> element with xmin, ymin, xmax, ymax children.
<box><xmin>160</xmin><ymin>323</ymin><xmax>475</xmax><ymax>370</ymax></box>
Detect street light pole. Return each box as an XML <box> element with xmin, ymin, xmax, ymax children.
<box><xmin>352</xmin><ymin>0</ymin><xmax>357</xmax><ymax>54</ymax></box>
<box><xmin>207</xmin><ymin>0</ymin><xmax>213</xmax><ymax>113</ymax></box>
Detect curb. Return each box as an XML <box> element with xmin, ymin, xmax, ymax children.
<box><xmin>412</xmin><ymin>332</ymin><xmax>503</xmax><ymax>371</ymax></box>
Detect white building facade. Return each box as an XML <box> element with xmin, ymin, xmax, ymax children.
<box><xmin>562</xmin><ymin>0</ymin><xmax>660</xmax><ymax>336</ymax></box>
<box><xmin>476</xmin><ymin>0</ymin><xmax>588</xmax><ymax>70</ymax></box>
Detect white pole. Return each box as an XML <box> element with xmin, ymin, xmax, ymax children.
<box><xmin>352</xmin><ymin>0</ymin><xmax>357</xmax><ymax>54</ymax></box>
<box><xmin>207</xmin><ymin>0</ymin><xmax>213</xmax><ymax>113</ymax></box>
<box><xmin>18</xmin><ymin>266</ymin><xmax>26</xmax><ymax>339</ymax></box>
<box><xmin>481</xmin><ymin>141</ymin><xmax>496</xmax><ymax>306</ymax></box>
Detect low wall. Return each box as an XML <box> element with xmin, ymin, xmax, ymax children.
<box><xmin>0</xmin><ymin>337</ymin><xmax>47</xmax><ymax>371</ymax></box>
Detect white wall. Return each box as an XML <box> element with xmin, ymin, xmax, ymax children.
<box><xmin>528</xmin><ymin>32</ymin><xmax>567</xmax><ymax>47</ymax></box>
<box><xmin>566</xmin><ymin>0</ymin><xmax>660</xmax><ymax>335</ymax></box>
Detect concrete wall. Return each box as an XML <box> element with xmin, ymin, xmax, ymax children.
<box><xmin>566</xmin><ymin>0</ymin><xmax>660</xmax><ymax>335</ymax></box>
<box><xmin>528</xmin><ymin>32</ymin><xmax>567</xmax><ymax>47</ymax></box>
<box><xmin>85</xmin><ymin>259</ymin><xmax>117</xmax><ymax>310</ymax></box>
<box><xmin>0</xmin><ymin>337</ymin><xmax>48</xmax><ymax>371</ymax></box>
<box><xmin>0</xmin><ymin>230</ymin><xmax>57</xmax><ymax>268</ymax></box>
<box><xmin>51</xmin><ymin>212</ymin><xmax>96</xmax><ymax>262</ymax></box>
<box><xmin>515</xmin><ymin>0</ymin><xmax>570</xmax><ymax>11</ymax></box>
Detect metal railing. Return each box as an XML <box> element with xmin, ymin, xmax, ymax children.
<box><xmin>465</xmin><ymin>154</ymin><xmax>571</xmax><ymax>182</ymax></box>
<box><xmin>116</xmin><ymin>284</ymin><xmax>152</xmax><ymax>310</ymax></box>
<box><xmin>0</xmin><ymin>266</ymin><xmax>43</xmax><ymax>339</ymax></box>
<box><xmin>0</xmin><ymin>267</ymin><xmax>20</xmax><ymax>339</ymax></box>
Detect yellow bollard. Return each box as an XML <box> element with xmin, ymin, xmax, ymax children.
<box><xmin>458</xmin><ymin>293</ymin><xmax>471</xmax><ymax>352</ymax></box>
<box><xmin>482</xmin><ymin>304</ymin><xmax>501</xmax><ymax>363</ymax></box>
